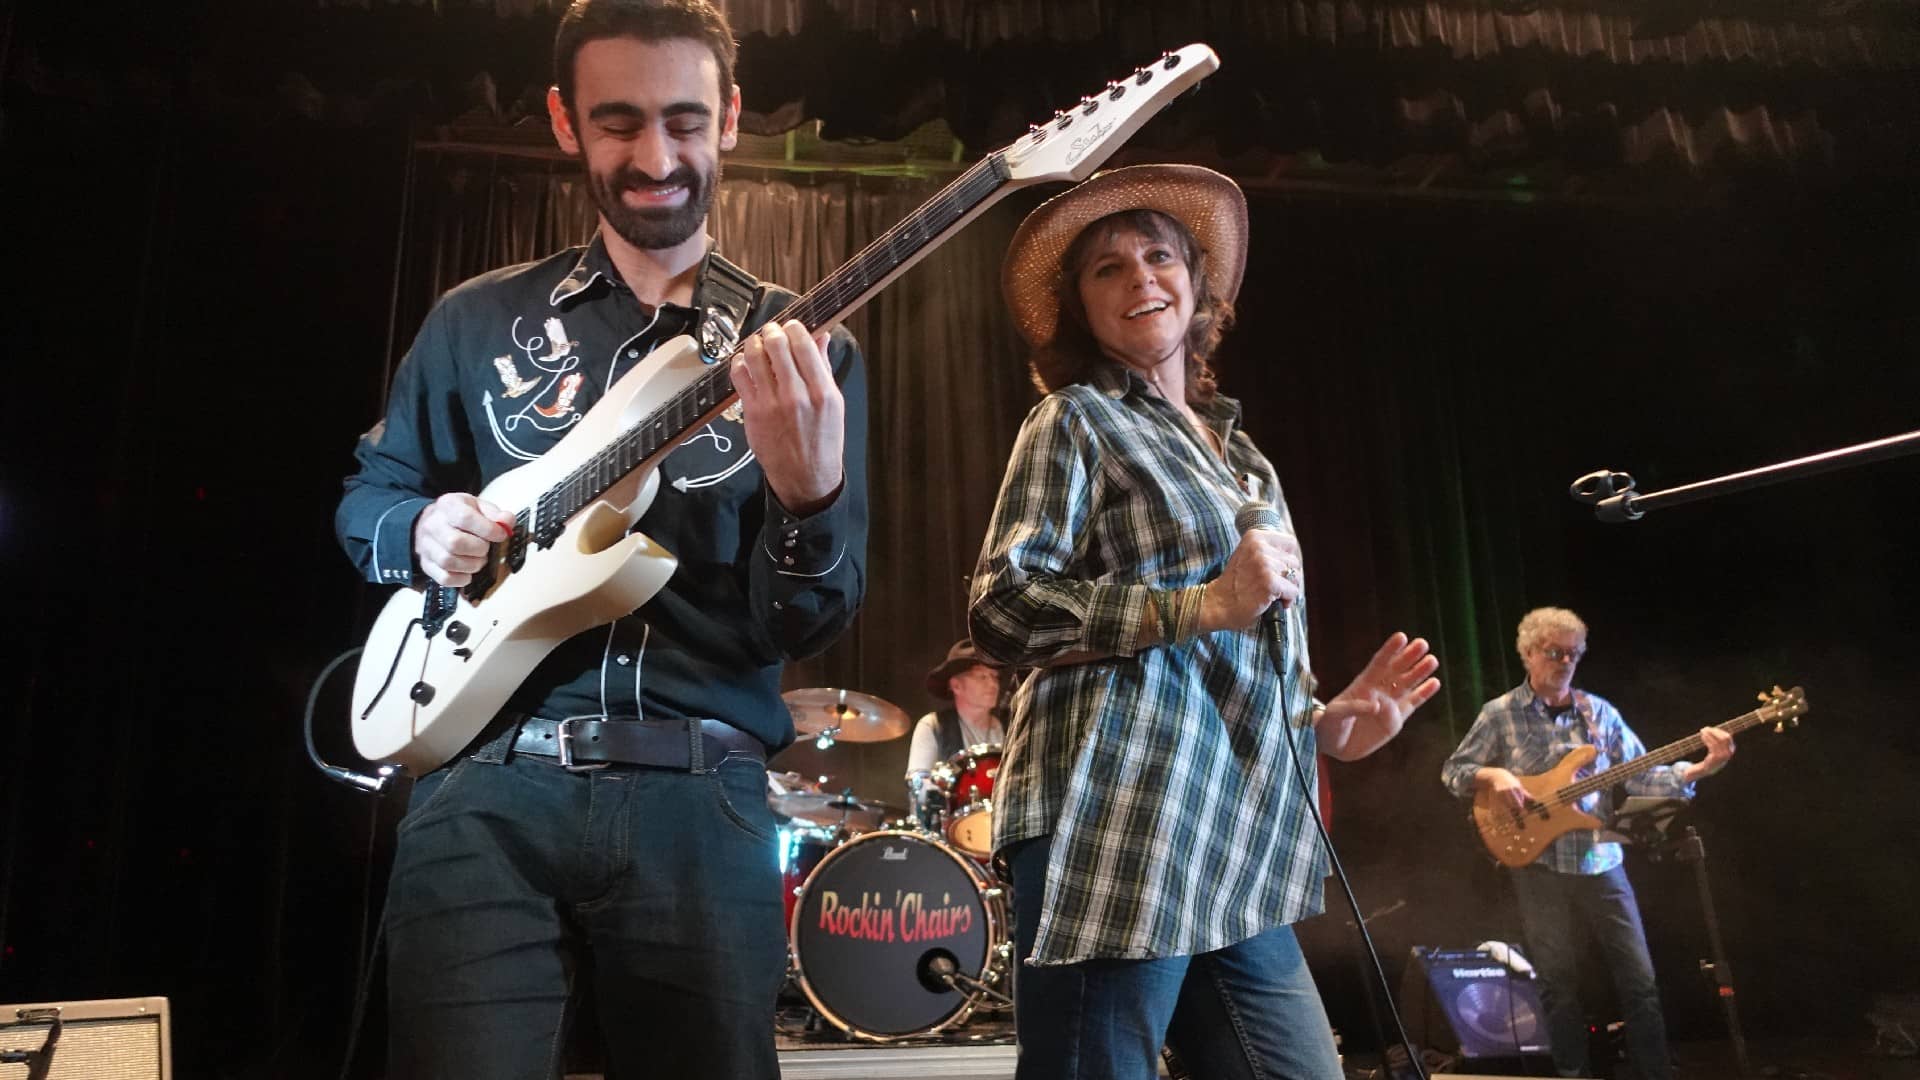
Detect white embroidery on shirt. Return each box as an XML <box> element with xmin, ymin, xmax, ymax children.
<box><xmin>482</xmin><ymin>315</ymin><xmax>586</xmax><ymax>457</ymax></box>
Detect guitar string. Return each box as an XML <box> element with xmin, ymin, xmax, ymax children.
<box><xmin>529</xmin><ymin>155</ymin><xmax>1009</xmax><ymax>535</ymax></box>
<box><xmin>526</xmin><ymin>59</ymin><xmax>1186</xmax><ymax>529</ymax></box>
<box><xmin>1483</xmin><ymin>702</ymin><xmax>1796</xmax><ymax>835</ymax></box>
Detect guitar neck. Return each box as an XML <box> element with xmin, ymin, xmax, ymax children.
<box><xmin>529</xmin><ymin>153</ymin><xmax>1014</xmax><ymax>546</ymax></box>
<box><xmin>1556</xmin><ymin>705</ymin><xmax>1773</xmax><ymax>803</ymax></box>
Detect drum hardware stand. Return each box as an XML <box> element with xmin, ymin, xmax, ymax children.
<box><xmin>921</xmin><ymin>952</ymin><xmax>1013</xmax><ymax>1006</ymax></box>
<box><xmin>1610</xmin><ymin>799</ymin><xmax>1753</xmax><ymax>1078</ymax></box>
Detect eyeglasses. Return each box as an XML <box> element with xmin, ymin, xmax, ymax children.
<box><xmin>1539</xmin><ymin>645</ymin><xmax>1585</xmax><ymax>663</ymax></box>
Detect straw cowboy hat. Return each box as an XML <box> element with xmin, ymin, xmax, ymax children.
<box><xmin>924</xmin><ymin>639</ymin><xmax>998</xmax><ymax>699</ymax></box>
<box><xmin>1000</xmin><ymin>163</ymin><xmax>1249</xmax><ymax>350</ymax></box>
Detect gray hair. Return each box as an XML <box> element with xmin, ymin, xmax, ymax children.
<box><xmin>1516</xmin><ymin>607</ymin><xmax>1588</xmax><ymax>659</ymax></box>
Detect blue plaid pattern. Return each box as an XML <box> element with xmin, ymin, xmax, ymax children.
<box><xmin>968</xmin><ymin>362</ymin><xmax>1325</xmax><ymax>966</ymax></box>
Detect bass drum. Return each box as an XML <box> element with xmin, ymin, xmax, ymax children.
<box><xmin>789</xmin><ymin>830</ymin><xmax>1007</xmax><ymax>1040</ymax></box>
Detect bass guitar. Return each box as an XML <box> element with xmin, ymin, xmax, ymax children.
<box><xmin>1473</xmin><ymin>685</ymin><xmax>1806</xmax><ymax>867</ymax></box>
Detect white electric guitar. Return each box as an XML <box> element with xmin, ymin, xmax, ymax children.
<box><xmin>352</xmin><ymin>44</ymin><xmax>1222</xmax><ymax>772</ymax></box>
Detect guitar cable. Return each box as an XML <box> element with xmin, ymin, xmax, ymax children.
<box><xmin>301</xmin><ymin>645</ymin><xmax>399</xmax><ymax>1080</ymax></box>
<box><xmin>304</xmin><ymin>646</ymin><xmax>397</xmax><ymax>796</ymax></box>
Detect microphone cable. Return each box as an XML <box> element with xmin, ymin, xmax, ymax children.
<box><xmin>1274</xmin><ymin>680</ymin><xmax>1429</xmax><ymax>1079</ymax></box>
<box><xmin>1237</xmin><ymin>499</ymin><xmax>1428</xmax><ymax>1079</ymax></box>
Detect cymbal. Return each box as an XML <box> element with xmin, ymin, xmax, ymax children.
<box><xmin>781</xmin><ymin>687</ymin><xmax>911</xmax><ymax>742</ymax></box>
<box><xmin>769</xmin><ymin>790</ymin><xmax>901</xmax><ymax>831</ymax></box>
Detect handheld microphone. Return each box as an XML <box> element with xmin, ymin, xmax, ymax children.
<box><xmin>1232</xmin><ymin>500</ymin><xmax>1293</xmax><ymax>680</ymax></box>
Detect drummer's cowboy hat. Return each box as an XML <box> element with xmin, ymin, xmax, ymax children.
<box><xmin>924</xmin><ymin>640</ymin><xmax>997</xmax><ymax>699</ymax></box>
<box><xmin>1000</xmin><ymin>163</ymin><xmax>1249</xmax><ymax>353</ymax></box>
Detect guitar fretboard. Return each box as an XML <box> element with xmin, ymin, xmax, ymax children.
<box><xmin>529</xmin><ymin>152</ymin><xmax>1012</xmax><ymax>546</ymax></box>
<box><xmin>1553</xmin><ymin>704</ymin><xmax>1782</xmax><ymax>804</ymax></box>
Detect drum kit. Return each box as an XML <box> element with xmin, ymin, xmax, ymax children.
<box><xmin>769</xmin><ymin>687</ymin><xmax>1013</xmax><ymax>1042</ymax></box>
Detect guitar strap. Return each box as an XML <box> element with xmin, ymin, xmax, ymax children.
<box><xmin>695</xmin><ymin>250</ymin><xmax>767</xmax><ymax>364</ymax></box>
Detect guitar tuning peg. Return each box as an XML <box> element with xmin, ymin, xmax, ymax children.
<box><xmin>1135</xmin><ymin>67</ymin><xmax>1153</xmax><ymax>85</ymax></box>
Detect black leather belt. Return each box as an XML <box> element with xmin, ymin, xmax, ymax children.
<box><xmin>510</xmin><ymin>716</ymin><xmax>765</xmax><ymax>772</ymax></box>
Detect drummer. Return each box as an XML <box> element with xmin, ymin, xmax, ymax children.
<box><xmin>906</xmin><ymin>639</ymin><xmax>1007</xmax><ymax>780</ymax></box>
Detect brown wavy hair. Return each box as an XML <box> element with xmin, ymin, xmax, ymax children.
<box><xmin>1027</xmin><ymin>209</ymin><xmax>1237</xmax><ymax>402</ymax></box>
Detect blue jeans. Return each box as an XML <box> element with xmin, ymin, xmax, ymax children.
<box><xmin>383</xmin><ymin>748</ymin><xmax>786</xmax><ymax>1079</ymax></box>
<box><xmin>1511</xmin><ymin>864</ymin><xmax>1671</xmax><ymax>1080</ymax></box>
<box><xmin>1007</xmin><ymin>836</ymin><xmax>1344</xmax><ymax>1080</ymax></box>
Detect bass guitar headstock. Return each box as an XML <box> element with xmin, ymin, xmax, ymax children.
<box><xmin>1757</xmin><ymin>685</ymin><xmax>1808</xmax><ymax>732</ymax></box>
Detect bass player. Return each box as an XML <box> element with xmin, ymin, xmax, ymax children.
<box><xmin>1442</xmin><ymin>606</ymin><xmax>1735</xmax><ymax>1080</ymax></box>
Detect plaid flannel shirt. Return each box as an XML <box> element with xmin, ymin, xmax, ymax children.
<box><xmin>968</xmin><ymin>362</ymin><xmax>1326</xmax><ymax>966</ymax></box>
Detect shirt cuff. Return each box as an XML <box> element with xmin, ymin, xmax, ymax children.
<box><xmin>762</xmin><ymin>486</ymin><xmax>848</xmax><ymax>579</ymax></box>
<box><xmin>371</xmin><ymin>496</ymin><xmax>431</xmax><ymax>586</ymax></box>
<box><xmin>1084</xmin><ymin>583</ymin><xmax>1152</xmax><ymax>658</ymax></box>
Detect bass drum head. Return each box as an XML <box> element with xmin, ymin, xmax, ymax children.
<box><xmin>790</xmin><ymin>830</ymin><xmax>1003</xmax><ymax>1040</ymax></box>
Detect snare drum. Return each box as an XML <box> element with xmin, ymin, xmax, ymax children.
<box><xmin>789</xmin><ymin>830</ymin><xmax>1008</xmax><ymax>1040</ymax></box>
<box><xmin>942</xmin><ymin>743</ymin><xmax>1001</xmax><ymax>859</ymax></box>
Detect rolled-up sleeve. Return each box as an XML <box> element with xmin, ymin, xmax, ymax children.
<box><xmin>968</xmin><ymin>394</ymin><xmax>1151</xmax><ymax>667</ymax></box>
<box><xmin>1612</xmin><ymin>703</ymin><xmax>1698</xmax><ymax>800</ymax></box>
<box><xmin>1441</xmin><ymin>703</ymin><xmax>1507</xmax><ymax>799</ymax></box>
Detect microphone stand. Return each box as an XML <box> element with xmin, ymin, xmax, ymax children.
<box><xmin>1609</xmin><ymin>802</ymin><xmax>1753</xmax><ymax>1078</ymax></box>
<box><xmin>1571</xmin><ymin>429</ymin><xmax>1920</xmax><ymax>523</ymax></box>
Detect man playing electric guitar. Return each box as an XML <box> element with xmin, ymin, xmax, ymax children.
<box><xmin>334</xmin><ymin>2</ymin><xmax>866</xmax><ymax>1075</ymax></box>
<box><xmin>1442</xmin><ymin>607</ymin><xmax>1735</xmax><ymax>1080</ymax></box>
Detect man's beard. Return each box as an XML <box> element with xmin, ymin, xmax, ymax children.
<box><xmin>587</xmin><ymin>160</ymin><xmax>719</xmax><ymax>251</ymax></box>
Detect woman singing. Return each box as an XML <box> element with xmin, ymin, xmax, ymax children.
<box><xmin>969</xmin><ymin>164</ymin><xmax>1442</xmax><ymax>1079</ymax></box>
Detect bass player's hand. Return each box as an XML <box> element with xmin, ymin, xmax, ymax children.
<box><xmin>1476</xmin><ymin>766</ymin><xmax>1532</xmax><ymax>810</ymax></box>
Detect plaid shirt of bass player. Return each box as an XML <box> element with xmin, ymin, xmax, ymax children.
<box><xmin>967</xmin><ymin>362</ymin><xmax>1327</xmax><ymax>967</ymax></box>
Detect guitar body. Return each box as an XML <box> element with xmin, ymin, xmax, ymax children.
<box><xmin>351</xmin><ymin>335</ymin><xmax>725</xmax><ymax>772</ymax></box>
<box><xmin>1472</xmin><ymin>745</ymin><xmax>1605</xmax><ymax>868</ymax></box>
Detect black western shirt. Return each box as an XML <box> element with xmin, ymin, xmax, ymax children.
<box><xmin>335</xmin><ymin>236</ymin><xmax>868</xmax><ymax>751</ymax></box>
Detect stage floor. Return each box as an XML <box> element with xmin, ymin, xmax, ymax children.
<box><xmin>546</xmin><ymin>1035</ymin><xmax>1920</xmax><ymax>1080</ymax></box>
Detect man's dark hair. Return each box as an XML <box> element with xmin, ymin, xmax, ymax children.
<box><xmin>554</xmin><ymin>0</ymin><xmax>738</xmax><ymax>113</ymax></box>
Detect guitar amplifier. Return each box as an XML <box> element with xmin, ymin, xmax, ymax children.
<box><xmin>0</xmin><ymin>996</ymin><xmax>171</xmax><ymax>1080</ymax></box>
<box><xmin>1399</xmin><ymin>947</ymin><xmax>1549</xmax><ymax>1059</ymax></box>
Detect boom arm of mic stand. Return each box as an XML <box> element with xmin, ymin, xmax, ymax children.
<box><xmin>1573</xmin><ymin>429</ymin><xmax>1920</xmax><ymax>523</ymax></box>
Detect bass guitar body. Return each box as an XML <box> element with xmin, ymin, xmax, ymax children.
<box><xmin>1472</xmin><ymin>744</ymin><xmax>1604</xmax><ymax>868</ymax></box>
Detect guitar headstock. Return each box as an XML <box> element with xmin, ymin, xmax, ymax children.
<box><xmin>1756</xmin><ymin>685</ymin><xmax>1808</xmax><ymax>732</ymax></box>
<box><xmin>1000</xmin><ymin>44</ymin><xmax>1221</xmax><ymax>185</ymax></box>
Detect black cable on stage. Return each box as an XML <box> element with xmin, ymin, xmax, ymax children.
<box><xmin>1277</xmin><ymin>703</ymin><xmax>1429</xmax><ymax>1079</ymax></box>
<box><xmin>299</xmin><ymin>646</ymin><xmax>398</xmax><ymax>1080</ymax></box>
